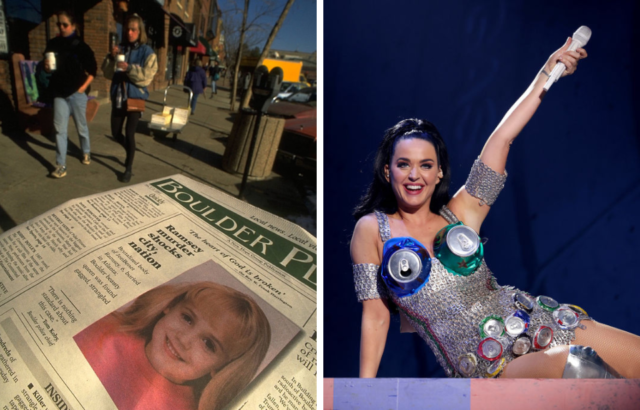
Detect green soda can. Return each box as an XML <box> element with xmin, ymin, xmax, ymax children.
<box><xmin>434</xmin><ymin>222</ymin><xmax>484</xmax><ymax>276</ymax></box>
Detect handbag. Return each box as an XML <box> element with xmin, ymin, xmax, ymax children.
<box><xmin>126</xmin><ymin>98</ymin><xmax>145</xmax><ymax>112</ymax></box>
<box><xmin>120</xmin><ymin>64</ymin><xmax>146</xmax><ymax>112</ymax></box>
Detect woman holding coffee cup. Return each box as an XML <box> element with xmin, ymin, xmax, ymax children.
<box><xmin>44</xmin><ymin>9</ymin><xmax>97</xmax><ymax>179</ymax></box>
<box><xmin>102</xmin><ymin>14</ymin><xmax>158</xmax><ymax>183</ymax></box>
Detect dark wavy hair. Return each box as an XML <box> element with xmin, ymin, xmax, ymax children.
<box><xmin>353</xmin><ymin>118</ymin><xmax>452</xmax><ymax>220</ymax></box>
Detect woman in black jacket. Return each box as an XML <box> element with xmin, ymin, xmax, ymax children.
<box><xmin>44</xmin><ymin>9</ymin><xmax>97</xmax><ymax>179</ymax></box>
<box><xmin>184</xmin><ymin>59</ymin><xmax>207</xmax><ymax>115</ymax></box>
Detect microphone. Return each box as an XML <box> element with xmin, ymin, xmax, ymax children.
<box><xmin>543</xmin><ymin>26</ymin><xmax>591</xmax><ymax>91</ymax></box>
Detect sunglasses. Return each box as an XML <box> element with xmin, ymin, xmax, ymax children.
<box><xmin>56</xmin><ymin>22</ymin><xmax>70</xmax><ymax>28</ymax></box>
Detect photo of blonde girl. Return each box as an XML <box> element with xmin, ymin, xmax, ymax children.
<box><xmin>74</xmin><ymin>261</ymin><xmax>299</xmax><ymax>410</ymax></box>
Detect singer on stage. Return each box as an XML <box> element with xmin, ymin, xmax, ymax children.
<box><xmin>351</xmin><ymin>35</ymin><xmax>640</xmax><ymax>378</ymax></box>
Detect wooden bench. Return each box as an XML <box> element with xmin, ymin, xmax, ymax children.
<box><xmin>11</xmin><ymin>53</ymin><xmax>99</xmax><ymax>136</ymax></box>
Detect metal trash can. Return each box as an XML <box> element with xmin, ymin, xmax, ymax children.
<box><xmin>222</xmin><ymin>108</ymin><xmax>285</xmax><ymax>179</ymax></box>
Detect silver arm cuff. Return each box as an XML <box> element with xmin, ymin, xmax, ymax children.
<box><xmin>465</xmin><ymin>157</ymin><xmax>508</xmax><ymax>206</ymax></box>
<box><xmin>353</xmin><ymin>263</ymin><xmax>387</xmax><ymax>302</ymax></box>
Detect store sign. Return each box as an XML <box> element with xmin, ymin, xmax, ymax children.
<box><xmin>169</xmin><ymin>16</ymin><xmax>197</xmax><ymax>47</ymax></box>
<box><xmin>0</xmin><ymin>0</ymin><xmax>8</xmax><ymax>55</ymax></box>
<box><xmin>172</xmin><ymin>25</ymin><xmax>183</xmax><ymax>39</ymax></box>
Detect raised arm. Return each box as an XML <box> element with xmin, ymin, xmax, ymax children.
<box><xmin>351</xmin><ymin>214</ymin><xmax>390</xmax><ymax>378</ymax></box>
<box><xmin>450</xmin><ymin>37</ymin><xmax>588</xmax><ymax>230</ymax></box>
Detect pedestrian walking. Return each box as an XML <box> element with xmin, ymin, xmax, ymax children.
<box><xmin>184</xmin><ymin>59</ymin><xmax>207</xmax><ymax>115</ymax></box>
<box><xmin>208</xmin><ymin>60</ymin><xmax>221</xmax><ymax>98</ymax></box>
<box><xmin>45</xmin><ymin>9</ymin><xmax>97</xmax><ymax>179</ymax></box>
<box><xmin>102</xmin><ymin>13</ymin><xmax>158</xmax><ymax>183</ymax></box>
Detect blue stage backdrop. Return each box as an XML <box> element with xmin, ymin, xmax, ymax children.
<box><xmin>324</xmin><ymin>0</ymin><xmax>640</xmax><ymax>377</ymax></box>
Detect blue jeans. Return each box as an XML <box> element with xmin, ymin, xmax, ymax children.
<box><xmin>54</xmin><ymin>92</ymin><xmax>90</xmax><ymax>166</ymax></box>
<box><xmin>210</xmin><ymin>79</ymin><xmax>217</xmax><ymax>96</ymax></box>
<box><xmin>190</xmin><ymin>93</ymin><xmax>199</xmax><ymax>114</ymax></box>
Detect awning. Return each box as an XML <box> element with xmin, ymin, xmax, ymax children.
<box><xmin>189</xmin><ymin>41</ymin><xmax>205</xmax><ymax>55</ymax></box>
<box><xmin>189</xmin><ymin>37</ymin><xmax>216</xmax><ymax>56</ymax></box>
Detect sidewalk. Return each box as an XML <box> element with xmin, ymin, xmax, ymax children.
<box><xmin>0</xmin><ymin>86</ymin><xmax>316</xmax><ymax>236</ymax></box>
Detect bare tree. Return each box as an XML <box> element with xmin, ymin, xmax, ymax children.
<box><xmin>229</xmin><ymin>0</ymin><xmax>250</xmax><ymax>112</ymax></box>
<box><xmin>240</xmin><ymin>0</ymin><xmax>296</xmax><ymax>109</ymax></box>
<box><xmin>221</xmin><ymin>0</ymin><xmax>282</xmax><ymax>110</ymax></box>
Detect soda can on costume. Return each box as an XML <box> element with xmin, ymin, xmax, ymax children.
<box><xmin>381</xmin><ymin>237</ymin><xmax>431</xmax><ymax>297</ymax></box>
<box><xmin>505</xmin><ymin>310</ymin><xmax>530</xmax><ymax>337</ymax></box>
<box><xmin>533</xmin><ymin>325</ymin><xmax>554</xmax><ymax>349</ymax></box>
<box><xmin>457</xmin><ymin>353</ymin><xmax>478</xmax><ymax>377</ymax></box>
<box><xmin>568</xmin><ymin>304</ymin><xmax>588</xmax><ymax>316</ymax></box>
<box><xmin>479</xmin><ymin>315</ymin><xmax>505</xmax><ymax>338</ymax></box>
<box><xmin>434</xmin><ymin>222</ymin><xmax>484</xmax><ymax>276</ymax></box>
<box><xmin>484</xmin><ymin>357</ymin><xmax>507</xmax><ymax>378</ymax></box>
<box><xmin>553</xmin><ymin>306</ymin><xmax>580</xmax><ymax>330</ymax></box>
<box><xmin>513</xmin><ymin>292</ymin><xmax>535</xmax><ymax>312</ymax></box>
<box><xmin>477</xmin><ymin>337</ymin><xmax>503</xmax><ymax>361</ymax></box>
<box><xmin>536</xmin><ymin>295</ymin><xmax>560</xmax><ymax>312</ymax></box>
<box><xmin>512</xmin><ymin>335</ymin><xmax>532</xmax><ymax>356</ymax></box>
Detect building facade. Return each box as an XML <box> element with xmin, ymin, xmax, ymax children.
<box><xmin>0</xmin><ymin>0</ymin><xmax>224</xmax><ymax>110</ymax></box>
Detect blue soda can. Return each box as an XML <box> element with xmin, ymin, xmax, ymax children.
<box><xmin>381</xmin><ymin>237</ymin><xmax>431</xmax><ymax>297</ymax></box>
<box><xmin>505</xmin><ymin>310</ymin><xmax>530</xmax><ymax>337</ymax></box>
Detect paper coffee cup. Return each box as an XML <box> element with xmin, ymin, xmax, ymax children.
<box><xmin>116</xmin><ymin>54</ymin><xmax>125</xmax><ymax>71</ymax></box>
<box><xmin>45</xmin><ymin>52</ymin><xmax>56</xmax><ymax>71</ymax></box>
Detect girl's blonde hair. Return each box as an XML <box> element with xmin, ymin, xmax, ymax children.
<box><xmin>125</xmin><ymin>13</ymin><xmax>147</xmax><ymax>44</ymax></box>
<box><xmin>114</xmin><ymin>281</ymin><xmax>271</xmax><ymax>410</ymax></box>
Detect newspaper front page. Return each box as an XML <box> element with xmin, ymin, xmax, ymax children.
<box><xmin>0</xmin><ymin>175</ymin><xmax>316</xmax><ymax>410</ymax></box>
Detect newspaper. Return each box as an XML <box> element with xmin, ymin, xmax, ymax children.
<box><xmin>0</xmin><ymin>175</ymin><xmax>316</xmax><ymax>410</ymax></box>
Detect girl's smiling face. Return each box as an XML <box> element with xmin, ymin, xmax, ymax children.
<box><xmin>145</xmin><ymin>299</ymin><xmax>243</xmax><ymax>384</ymax></box>
<box><xmin>385</xmin><ymin>137</ymin><xmax>442</xmax><ymax>212</ymax></box>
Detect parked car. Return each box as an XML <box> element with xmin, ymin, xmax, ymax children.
<box><xmin>267</xmin><ymin>88</ymin><xmax>317</xmax><ymax>177</ymax></box>
<box><xmin>274</xmin><ymin>82</ymin><xmax>308</xmax><ymax>101</ymax></box>
<box><xmin>269</xmin><ymin>88</ymin><xmax>316</xmax><ymax>115</ymax></box>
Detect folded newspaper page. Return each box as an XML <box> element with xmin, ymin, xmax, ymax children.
<box><xmin>0</xmin><ymin>175</ymin><xmax>316</xmax><ymax>410</ymax></box>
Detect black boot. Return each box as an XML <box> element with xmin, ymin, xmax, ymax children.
<box><xmin>121</xmin><ymin>169</ymin><xmax>132</xmax><ymax>183</ymax></box>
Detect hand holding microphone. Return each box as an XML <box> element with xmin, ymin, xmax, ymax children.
<box><xmin>542</xmin><ymin>26</ymin><xmax>590</xmax><ymax>91</ymax></box>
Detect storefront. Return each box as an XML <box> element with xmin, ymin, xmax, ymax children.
<box><xmin>189</xmin><ymin>36</ymin><xmax>217</xmax><ymax>62</ymax></box>
<box><xmin>167</xmin><ymin>14</ymin><xmax>196</xmax><ymax>82</ymax></box>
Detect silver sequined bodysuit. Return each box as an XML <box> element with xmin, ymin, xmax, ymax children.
<box><xmin>353</xmin><ymin>159</ymin><xmax>590</xmax><ymax>378</ymax></box>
